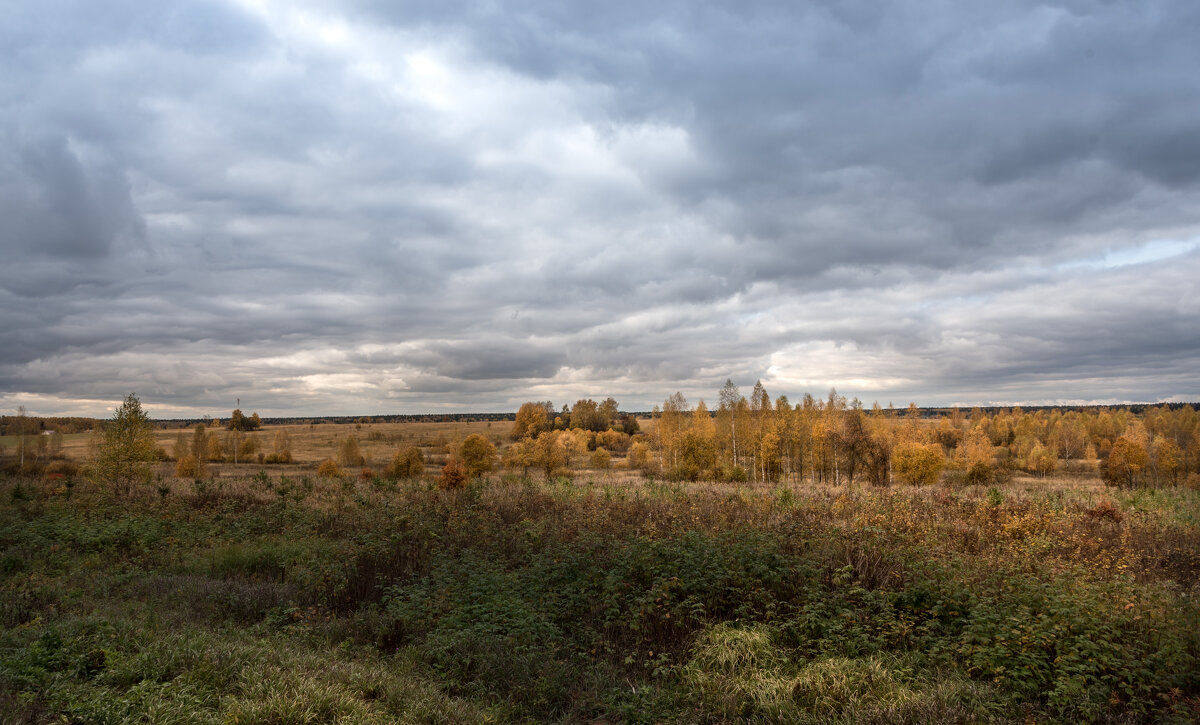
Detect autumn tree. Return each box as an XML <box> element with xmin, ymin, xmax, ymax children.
<box><xmin>337</xmin><ymin>436</ymin><xmax>365</xmax><ymax>467</ymax></box>
<box><xmin>389</xmin><ymin>445</ymin><xmax>425</xmax><ymax>478</ymax></box>
<box><xmin>675</xmin><ymin>400</ymin><xmax>718</xmax><ymax>481</ymax></box>
<box><xmin>569</xmin><ymin>399</ymin><xmax>602</xmax><ymax>432</ymax></box>
<box><xmin>598</xmin><ymin>397</ymin><xmax>620</xmax><ymax>430</ymax></box>
<box><xmin>958</xmin><ymin>426</ymin><xmax>994</xmax><ymax>468</ymax></box>
<box><xmin>206</xmin><ymin>435</ymin><xmax>225</xmax><ymax>462</ymax></box>
<box><xmin>893</xmin><ymin>441</ymin><xmax>945</xmax><ymax>486</ymax></box>
<box><xmin>191</xmin><ymin>424</ymin><xmax>208</xmax><ymax>460</ymax></box>
<box><xmin>718</xmin><ymin>379</ymin><xmax>741</xmax><ymax>469</ymax></box>
<box><xmin>860</xmin><ymin>403</ymin><xmax>894</xmax><ymax>486</ymax></box>
<box><xmin>1104</xmin><ymin>436</ymin><xmax>1149</xmax><ymax>487</ymax></box>
<box><xmin>266</xmin><ymin>429</ymin><xmax>292</xmax><ymax>464</ymax></box>
<box><xmin>1149</xmin><ymin>436</ymin><xmax>1182</xmax><ymax>486</ymax></box>
<box><xmin>590</xmin><ymin>448</ymin><xmax>612</xmax><ymax>469</ymax></box>
<box><xmin>596</xmin><ymin>429</ymin><xmax>630</xmax><ymax>452</ymax></box>
<box><xmin>47</xmin><ymin>431</ymin><xmax>64</xmax><ymax>460</ymax></box>
<box><xmin>503</xmin><ymin>438</ymin><xmax>538</xmax><ymax>477</ymax></box>
<box><xmin>175</xmin><ymin>453</ymin><xmax>206</xmax><ymax>478</ymax></box>
<box><xmin>172</xmin><ymin>431</ymin><xmax>188</xmax><ymax>461</ymax></box>
<box><xmin>511</xmin><ymin>402</ymin><xmax>551</xmax><ymax>440</ymax></box>
<box><xmin>627</xmin><ymin>440</ymin><xmax>652</xmax><ymax>472</ymax></box>
<box><xmin>227</xmin><ymin>409</ymin><xmax>262</xmax><ymax>431</ymax></box>
<box><xmin>1026</xmin><ymin>444</ymin><xmax>1057</xmax><ymax>477</ymax></box>
<box><xmin>535</xmin><ymin>431</ymin><xmax>570</xmax><ymax>477</ymax></box>
<box><xmin>239</xmin><ymin>433</ymin><xmax>261</xmax><ymax>459</ymax></box>
<box><xmin>657</xmin><ymin>392</ymin><xmax>689</xmax><ymax>472</ymax></box>
<box><xmin>93</xmin><ymin>393</ymin><xmax>158</xmax><ymax>496</ymax></box>
<box><xmin>459</xmin><ymin>434</ymin><xmax>497</xmax><ymax>480</ymax></box>
<box><xmin>838</xmin><ymin>405</ymin><xmax>873</xmax><ymax>485</ymax></box>
<box><xmin>439</xmin><ymin>457</ymin><xmax>467</xmax><ymax>489</ymax></box>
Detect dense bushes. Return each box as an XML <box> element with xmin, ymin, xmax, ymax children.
<box><xmin>1</xmin><ymin>474</ymin><xmax>1197</xmax><ymax>722</ymax></box>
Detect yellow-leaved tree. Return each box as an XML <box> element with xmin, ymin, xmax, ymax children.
<box><xmin>1104</xmin><ymin>436</ymin><xmax>1148</xmax><ymax>487</ymax></box>
<box><xmin>93</xmin><ymin>393</ymin><xmax>158</xmax><ymax>496</ymax></box>
<box><xmin>459</xmin><ymin>434</ymin><xmax>497</xmax><ymax>480</ymax></box>
<box><xmin>511</xmin><ymin>402</ymin><xmax>550</xmax><ymax>440</ymax></box>
<box><xmin>389</xmin><ymin>445</ymin><xmax>425</xmax><ymax>479</ymax></box>
<box><xmin>893</xmin><ymin>441</ymin><xmax>945</xmax><ymax>486</ymax></box>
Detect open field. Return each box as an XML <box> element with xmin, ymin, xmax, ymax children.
<box><xmin>2</xmin><ymin>459</ymin><xmax>1198</xmax><ymax>723</ymax></box>
<box><xmin>156</xmin><ymin>420</ymin><xmax>514</xmax><ymax>472</ymax></box>
<box><xmin>0</xmin><ymin>434</ymin><xmax>91</xmax><ymax>457</ymax></box>
<box><xmin>4</xmin><ymin>418</ymin><xmax>652</xmax><ymax>481</ymax></box>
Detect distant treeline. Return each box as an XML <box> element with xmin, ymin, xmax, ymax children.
<box><xmin>157</xmin><ymin>413</ymin><xmax>522</xmax><ymax>427</ymax></box>
<box><xmin>0</xmin><ymin>416</ymin><xmax>95</xmax><ymax>435</ymax></box>
<box><xmin>5</xmin><ymin>402</ymin><xmax>1198</xmax><ymax>431</ymax></box>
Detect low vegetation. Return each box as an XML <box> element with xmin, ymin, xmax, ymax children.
<box><xmin>2</xmin><ymin>466</ymin><xmax>1197</xmax><ymax>722</ymax></box>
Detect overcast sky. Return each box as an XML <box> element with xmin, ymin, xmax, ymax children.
<box><xmin>2</xmin><ymin>0</ymin><xmax>1199</xmax><ymax>418</ymax></box>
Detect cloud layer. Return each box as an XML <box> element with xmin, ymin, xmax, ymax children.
<box><xmin>2</xmin><ymin>0</ymin><xmax>1199</xmax><ymax>416</ymax></box>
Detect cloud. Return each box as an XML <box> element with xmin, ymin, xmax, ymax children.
<box><xmin>1</xmin><ymin>0</ymin><xmax>1198</xmax><ymax>417</ymax></box>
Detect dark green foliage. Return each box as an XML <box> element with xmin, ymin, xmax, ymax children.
<box><xmin>1</xmin><ymin>475</ymin><xmax>1197</xmax><ymax>723</ymax></box>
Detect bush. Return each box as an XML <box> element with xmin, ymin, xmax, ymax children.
<box><xmin>720</xmin><ymin>465</ymin><xmax>748</xmax><ymax>483</ymax></box>
<box><xmin>336</xmin><ymin>436</ymin><xmax>365</xmax><ymax>467</ymax></box>
<box><xmin>589</xmin><ymin>448</ymin><xmax>611</xmax><ymax>469</ymax></box>
<box><xmin>388</xmin><ymin>446</ymin><xmax>425</xmax><ymax>479</ymax></box>
<box><xmin>627</xmin><ymin>441</ymin><xmax>652</xmax><ymax>471</ymax></box>
<box><xmin>44</xmin><ymin>459</ymin><xmax>80</xmax><ymax>477</ymax></box>
<box><xmin>438</xmin><ymin>458</ymin><xmax>467</xmax><ymax>489</ymax></box>
<box><xmin>174</xmin><ymin>455</ymin><xmax>206</xmax><ymax>479</ymax></box>
<box><xmin>1086</xmin><ymin>498</ymin><xmax>1124</xmax><ymax>523</ymax></box>
<box><xmin>893</xmin><ymin>442</ymin><xmax>945</xmax><ymax>486</ymax></box>
<box><xmin>965</xmin><ymin>461</ymin><xmax>992</xmax><ymax>486</ymax></box>
<box><xmin>316</xmin><ymin>459</ymin><xmax>342</xmax><ymax>478</ymax></box>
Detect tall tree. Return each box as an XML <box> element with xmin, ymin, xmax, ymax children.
<box><xmin>191</xmin><ymin>424</ymin><xmax>208</xmax><ymax>460</ymax></box>
<box><xmin>718</xmin><ymin>379</ymin><xmax>741</xmax><ymax>469</ymax></box>
<box><xmin>93</xmin><ymin>393</ymin><xmax>157</xmax><ymax>496</ymax></box>
<box><xmin>511</xmin><ymin>402</ymin><xmax>550</xmax><ymax>440</ymax></box>
<box><xmin>598</xmin><ymin>398</ymin><xmax>620</xmax><ymax>430</ymax></box>
<box><xmin>658</xmin><ymin>392</ymin><xmax>689</xmax><ymax>471</ymax></box>
<box><xmin>16</xmin><ymin>405</ymin><xmax>27</xmax><ymax>468</ymax></box>
<box><xmin>569</xmin><ymin>399</ymin><xmax>602</xmax><ymax>431</ymax></box>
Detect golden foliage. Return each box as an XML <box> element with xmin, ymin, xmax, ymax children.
<box><xmin>459</xmin><ymin>434</ymin><xmax>497</xmax><ymax>479</ymax></box>
<box><xmin>336</xmin><ymin>436</ymin><xmax>365</xmax><ymax>467</ymax></box>
<box><xmin>174</xmin><ymin>454</ymin><xmax>206</xmax><ymax>479</ymax></box>
<box><xmin>439</xmin><ymin>457</ymin><xmax>467</xmax><ymax>489</ymax></box>
<box><xmin>389</xmin><ymin>445</ymin><xmax>425</xmax><ymax>479</ymax></box>
<box><xmin>316</xmin><ymin>459</ymin><xmax>342</xmax><ymax>478</ymax></box>
<box><xmin>893</xmin><ymin>441</ymin><xmax>945</xmax><ymax>486</ymax></box>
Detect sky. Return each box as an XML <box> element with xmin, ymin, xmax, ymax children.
<box><xmin>2</xmin><ymin>0</ymin><xmax>1199</xmax><ymax>418</ymax></box>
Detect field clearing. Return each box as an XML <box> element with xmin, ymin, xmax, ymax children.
<box><xmin>0</xmin><ymin>433</ymin><xmax>91</xmax><ymax>456</ymax></box>
<box><xmin>155</xmin><ymin>419</ymin><xmax>509</xmax><ymax>467</ymax></box>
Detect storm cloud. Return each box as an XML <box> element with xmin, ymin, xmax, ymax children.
<box><xmin>2</xmin><ymin>0</ymin><xmax>1198</xmax><ymax>416</ymax></box>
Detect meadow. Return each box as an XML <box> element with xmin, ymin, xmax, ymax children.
<box><xmin>1</xmin><ymin>414</ymin><xmax>1199</xmax><ymax>723</ymax></box>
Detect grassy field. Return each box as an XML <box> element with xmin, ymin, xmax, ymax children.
<box><xmin>2</xmin><ymin>446</ymin><xmax>1198</xmax><ymax>723</ymax></box>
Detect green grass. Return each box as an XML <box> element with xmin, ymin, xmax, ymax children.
<box><xmin>2</xmin><ymin>474</ymin><xmax>1198</xmax><ymax>723</ymax></box>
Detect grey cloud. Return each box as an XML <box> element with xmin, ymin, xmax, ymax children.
<box><xmin>411</xmin><ymin>340</ymin><xmax>566</xmax><ymax>381</ymax></box>
<box><xmin>0</xmin><ymin>131</ymin><xmax>144</xmax><ymax>261</ymax></box>
<box><xmin>2</xmin><ymin>0</ymin><xmax>1198</xmax><ymax>416</ymax></box>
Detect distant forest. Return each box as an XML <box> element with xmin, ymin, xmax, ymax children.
<box><xmin>3</xmin><ymin>400</ymin><xmax>1195</xmax><ymax>433</ymax></box>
